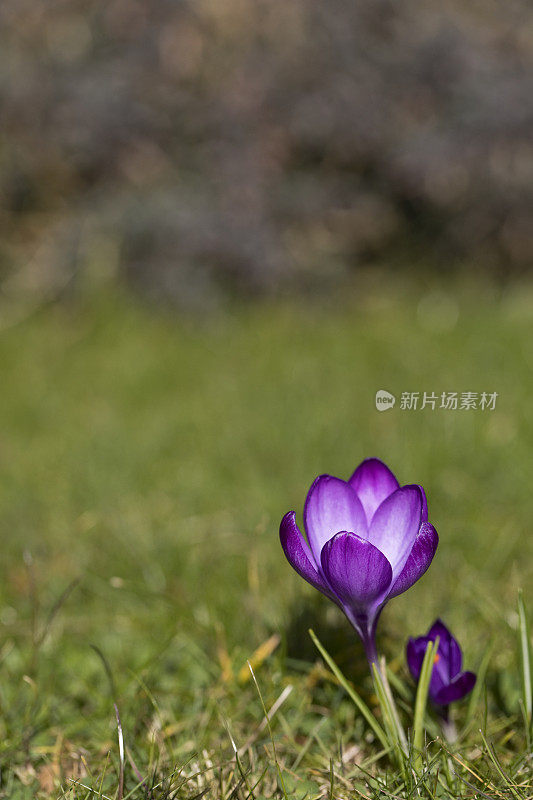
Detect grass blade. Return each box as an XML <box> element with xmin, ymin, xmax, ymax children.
<box><xmin>378</xmin><ymin>657</ymin><xmax>408</xmax><ymax>754</ymax></box>
<box><xmin>517</xmin><ymin>589</ymin><xmax>532</xmax><ymax>747</ymax></box>
<box><xmin>114</xmin><ymin>704</ymin><xmax>125</xmax><ymax>800</ymax></box>
<box><xmin>371</xmin><ymin>661</ymin><xmax>408</xmax><ymax>769</ymax></box>
<box><xmin>248</xmin><ymin>661</ymin><xmax>289</xmax><ymax>800</ymax></box>
<box><xmin>308</xmin><ymin>629</ymin><xmax>388</xmax><ymax>752</ymax></box>
<box><xmin>479</xmin><ymin>730</ymin><xmax>523</xmax><ymax>800</ymax></box>
<box><xmin>465</xmin><ymin>638</ymin><xmax>494</xmax><ymax>726</ymax></box>
<box><xmin>412</xmin><ymin>637</ymin><xmax>439</xmax><ymax>774</ymax></box>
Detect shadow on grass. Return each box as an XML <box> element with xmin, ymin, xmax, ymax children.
<box><xmin>283</xmin><ymin>598</ymin><xmax>370</xmax><ymax>686</ymax></box>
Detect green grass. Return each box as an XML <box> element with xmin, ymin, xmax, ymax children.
<box><xmin>1</xmin><ymin>277</ymin><xmax>533</xmax><ymax>798</ymax></box>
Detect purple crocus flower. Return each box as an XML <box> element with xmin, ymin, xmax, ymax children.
<box><xmin>280</xmin><ymin>458</ymin><xmax>438</xmax><ymax>665</ymax></box>
<box><xmin>407</xmin><ymin>619</ymin><xmax>476</xmax><ymax>708</ymax></box>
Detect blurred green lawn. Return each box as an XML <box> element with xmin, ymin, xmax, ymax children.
<box><xmin>1</xmin><ymin>278</ymin><xmax>533</xmax><ymax>796</ymax></box>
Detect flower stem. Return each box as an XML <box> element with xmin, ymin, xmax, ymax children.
<box><xmin>440</xmin><ymin>708</ymin><xmax>458</xmax><ymax>742</ymax></box>
<box><xmin>344</xmin><ymin>608</ymin><xmax>380</xmax><ymax>670</ymax></box>
<box><xmin>362</xmin><ymin>631</ymin><xmax>379</xmax><ymax>667</ymax></box>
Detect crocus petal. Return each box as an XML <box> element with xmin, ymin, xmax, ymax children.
<box><xmin>428</xmin><ymin>619</ymin><xmax>451</xmax><ymax>642</ymax></box>
<box><xmin>320</xmin><ymin>531</ymin><xmax>392</xmax><ymax>611</ymax></box>
<box><xmin>368</xmin><ymin>486</ymin><xmax>422</xmax><ymax>578</ymax></box>
<box><xmin>433</xmin><ymin>672</ymin><xmax>476</xmax><ymax>705</ymax></box>
<box><xmin>386</xmin><ymin>523</ymin><xmax>438</xmax><ymax>600</ymax></box>
<box><xmin>429</xmin><ymin>653</ymin><xmax>450</xmax><ymax>698</ymax></box>
<box><xmin>304</xmin><ymin>475</ymin><xmax>368</xmax><ymax>563</ymax></box>
<box><xmin>416</xmin><ymin>485</ymin><xmax>428</xmax><ymax>523</ymax></box>
<box><xmin>408</xmin><ymin>619</ymin><xmax>475</xmax><ymax>707</ymax></box>
<box><xmin>407</xmin><ymin>636</ymin><xmax>447</xmax><ymax>697</ymax></box>
<box><xmin>280</xmin><ymin>512</ymin><xmax>336</xmax><ymax>600</ymax></box>
<box><xmin>428</xmin><ymin>619</ymin><xmax>462</xmax><ymax>677</ymax></box>
<box><xmin>348</xmin><ymin>458</ymin><xmax>399</xmax><ymax>525</ymax></box>
<box><xmin>406</xmin><ymin>636</ymin><xmax>430</xmax><ymax>680</ymax></box>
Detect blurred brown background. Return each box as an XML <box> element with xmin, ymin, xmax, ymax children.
<box><xmin>1</xmin><ymin>0</ymin><xmax>533</xmax><ymax>311</ymax></box>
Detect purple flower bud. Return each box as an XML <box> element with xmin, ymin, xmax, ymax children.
<box><xmin>407</xmin><ymin>619</ymin><xmax>476</xmax><ymax>706</ymax></box>
<box><xmin>280</xmin><ymin>458</ymin><xmax>438</xmax><ymax>665</ymax></box>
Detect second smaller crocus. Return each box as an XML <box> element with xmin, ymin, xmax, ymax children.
<box><xmin>407</xmin><ymin>619</ymin><xmax>476</xmax><ymax>715</ymax></box>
